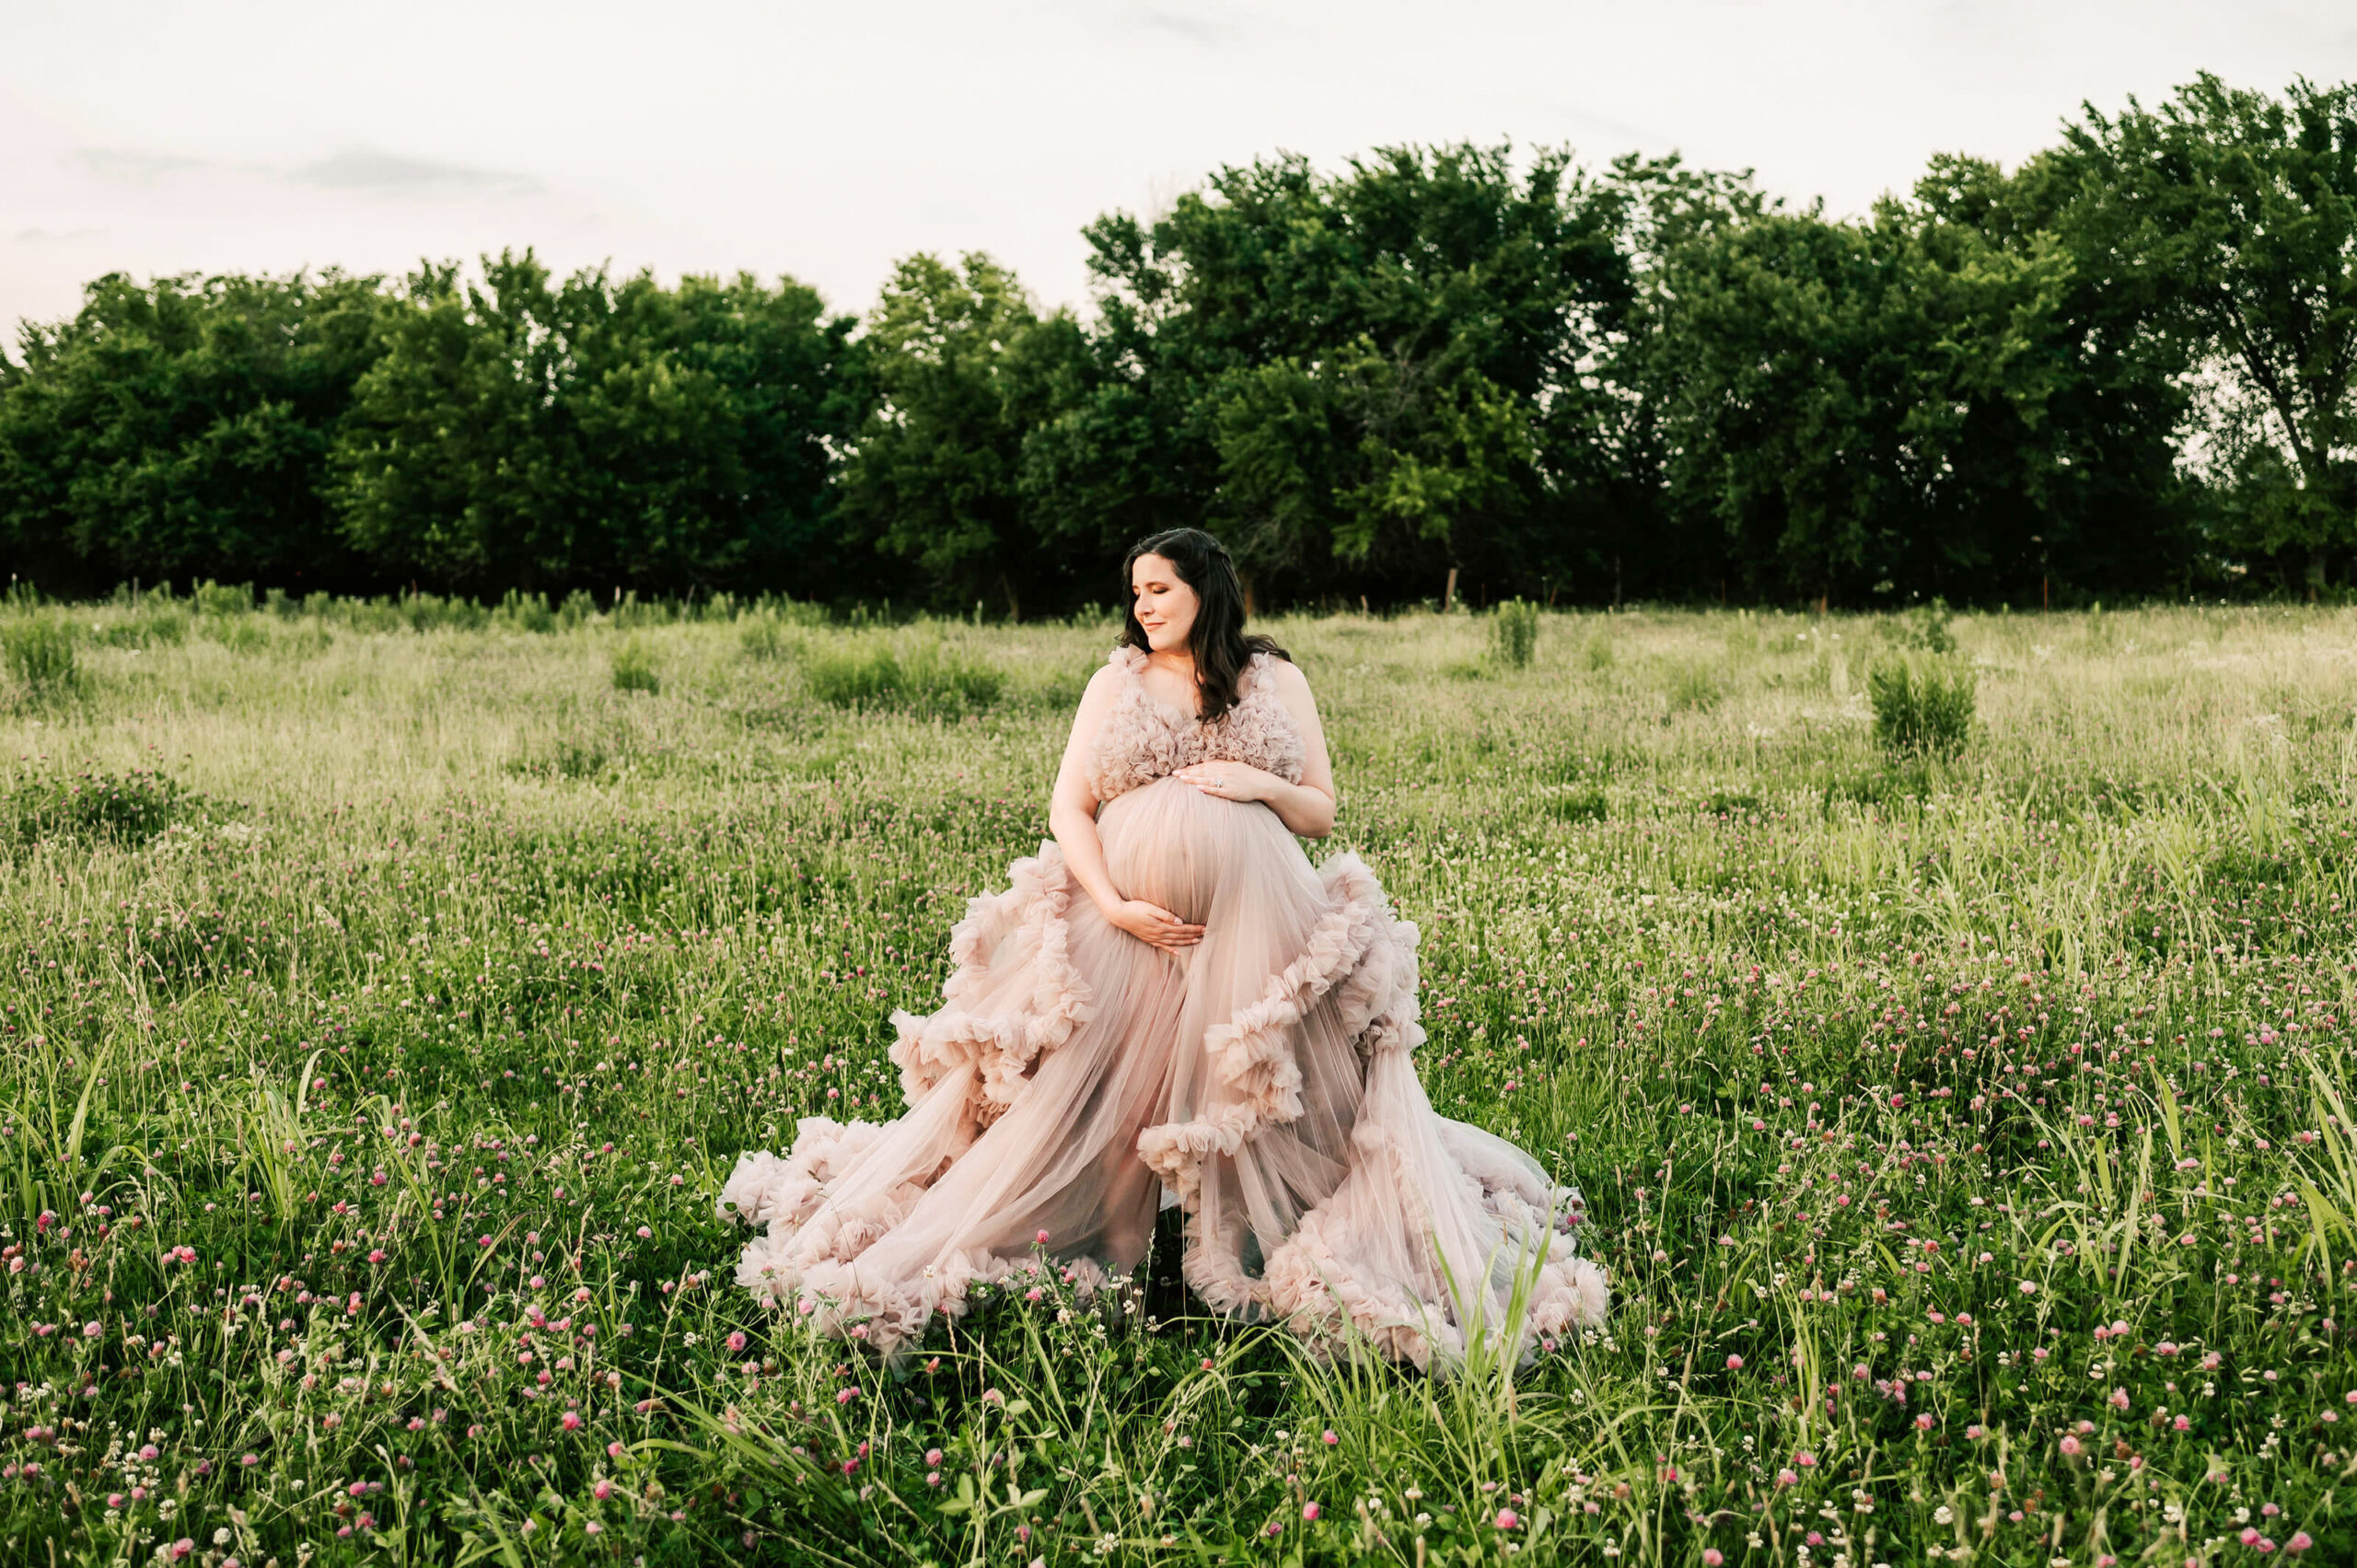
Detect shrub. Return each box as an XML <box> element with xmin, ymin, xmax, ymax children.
<box><xmin>1489</xmin><ymin>598</ymin><xmax>1539</xmax><ymax>669</ymax></box>
<box><xmin>497</xmin><ymin>590</ymin><xmax>557</xmax><ymax>634</ymax></box>
<box><xmin>6</xmin><ymin>766</ymin><xmax>193</xmax><ymax>846</ymax></box>
<box><xmin>191</xmin><ymin>580</ymin><xmax>253</xmax><ymax>617</ymax></box>
<box><xmin>805</xmin><ymin>641</ymin><xmax>1002</xmax><ymax>717</ymax></box>
<box><xmin>201</xmin><ymin>617</ymin><xmax>270</xmax><ymax>655</ymax></box>
<box><xmin>3</xmin><ymin>618</ymin><xmax>79</xmax><ymax>698</ymax></box>
<box><xmin>91</xmin><ymin>608</ymin><xmax>188</xmax><ymax>648</ymax></box>
<box><xmin>740</xmin><ymin>615</ymin><xmax>802</xmax><ymax>661</ymax></box>
<box><xmin>1666</xmin><ymin>660</ymin><xmax>1722</xmax><ymax>713</ymax></box>
<box><xmin>1580</xmin><ymin>628</ymin><xmax>1614</xmax><ymax>671</ymax></box>
<box><xmin>1867</xmin><ymin>656</ymin><xmax>1975</xmax><ymax>760</ymax></box>
<box><xmin>399</xmin><ymin>592</ymin><xmax>488</xmax><ymax>633</ymax></box>
<box><xmin>1544</xmin><ymin>785</ymin><xmax>1608</xmax><ymax>824</ymax></box>
<box><xmin>611</xmin><ymin>592</ymin><xmax>674</xmax><ymax>631</ymax></box>
<box><xmin>1889</xmin><ymin>599</ymin><xmax>1957</xmax><ymax>655</ymax></box>
<box><xmin>557</xmin><ymin>590</ymin><xmax>599</xmax><ymax>630</ymax></box>
<box><xmin>611</xmin><ymin>640</ymin><xmax>661</xmax><ymax>694</ymax></box>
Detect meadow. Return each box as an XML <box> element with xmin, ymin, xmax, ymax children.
<box><xmin>4</xmin><ymin>590</ymin><xmax>2356</xmax><ymax>1568</ymax></box>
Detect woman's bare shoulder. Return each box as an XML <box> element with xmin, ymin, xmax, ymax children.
<box><xmin>1261</xmin><ymin>655</ymin><xmax>1316</xmax><ymax>702</ymax></box>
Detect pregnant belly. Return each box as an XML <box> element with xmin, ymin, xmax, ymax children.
<box><xmin>1097</xmin><ymin>776</ymin><xmax>1296</xmax><ymax>925</ymax></box>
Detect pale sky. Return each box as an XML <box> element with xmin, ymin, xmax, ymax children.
<box><xmin>6</xmin><ymin>1</ymin><xmax>2354</xmax><ymax>337</ymax></box>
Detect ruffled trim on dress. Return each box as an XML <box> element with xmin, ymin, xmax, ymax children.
<box><xmin>1136</xmin><ymin>854</ymin><xmax>1609</xmax><ymax>1373</ymax></box>
<box><xmin>1255</xmin><ymin>1095</ymin><xmax>1612</xmax><ymax>1372</ymax></box>
<box><xmin>890</xmin><ymin>841</ymin><xmax>1093</xmax><ymax>1128</ymax></box>
<box><xmin>716</xmin><ymin>841</ymin><xmax>1102</xmax><ymax>1356</ymax></box>
<box><xmin>1133</xmin><ymin>854</ymin><xmax>1411</xmax><ymax>1203</ymax></box>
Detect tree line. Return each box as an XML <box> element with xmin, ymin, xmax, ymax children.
<box><xmin>4</xmin><ymin>73</ymin><xmax>2351</xmax><ymax>614</ymax></box>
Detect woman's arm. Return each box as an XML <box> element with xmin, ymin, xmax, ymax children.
<box><xmin>1047</xmin><ymin>666</ymin><xmax>1204</xmax><ymax>949</ymax></box>
<box><xmin>1171</xmin><ymin>658</ymin><xmax>1339</xmax><ymax>838</ymax></box>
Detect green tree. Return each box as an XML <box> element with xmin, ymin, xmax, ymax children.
<box><xmin>2060</xmin><ymin>74</ymin><xmax>2357</xmax><ymax>593</ymax></box>
<box><xmin>0</xmin><ymin>270</ymin><xmax>383</xmax><ymax>591</ymax></box>
<box><xmin>331</xmin><ymin>252</ymin><xmax>862</xmax><ymax>596</ymax></box>
<box><xmin>837</xmin><ymin>253</ymin><xmax>1087</xmax><ymax>617</ymax></box>
<box><xmin>1028</xmin><ymin>144</ymin><xmax>1631</xmax><ymax>604</ymax></box>
<box><xmin>1638</xmin><ymin>155</ymin><xmax>2192</xmax><ymax>607</ymax></box>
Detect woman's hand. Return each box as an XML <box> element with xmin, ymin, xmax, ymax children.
<box><xmin>1102</xmin><ymin>898</ymin><xmax>1204</xmax><ymax>950</ymax></box>
<box><xmin>1173</xmin><ymin>761</ymin><xmax>1282</xmax><ymax>803</ymax></box>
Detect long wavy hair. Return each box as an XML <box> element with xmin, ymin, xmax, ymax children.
<box><xmin>1119</xmin><ymin>528</ymin><xmax>1289</xmax><ymax>723</ymax></box>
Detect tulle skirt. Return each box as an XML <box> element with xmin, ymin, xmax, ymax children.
<box><xmin>719</xmin><ymin>777</ymin><xmax>1608</xmax><ymax>1371</ymax></box>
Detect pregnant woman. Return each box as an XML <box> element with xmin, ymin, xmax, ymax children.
<box><xmin>720</xmin><ymin>528</ymin><xmax>1607</xmax><ymax>1371</ymax></box>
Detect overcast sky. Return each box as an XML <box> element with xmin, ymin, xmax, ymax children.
<box><xmin>6</xmin><ymin>1</ymin><xmax>2354</xmax><ymax>335</ymax></box>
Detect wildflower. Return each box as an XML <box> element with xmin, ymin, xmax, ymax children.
<box><xmin>1494</xmin><ymin>1509</ymin><xmax>1518</xmax><ymax>1530</ymax></box>
<box><xmin>1321</xmin><ymin>1429</ymin><xmax>1338</xmax><ymax>1446</ymax></box>
<box><xmin>1704</xmin><ymin>1552</ymin><xmax>1725</xmax><ymax>1567</ymax></box>
<box><xmin>1036</xmin><ymin>1229</ymin><xmax>1051</xmax><ymax>1245</ymax></box>
<box><xmin>726</xmin><ymin>1331</ymin><xmax>748</xmax><ymax>1353</ymax></box>
<box><xmin>1726</xmin><ymin>1355</ymin><xmax>1743</xmax><ymax>1370</ymax></box>
<box><xmin>2060</xmin><ymin>1436</ymin><xmax>2082</xmax><ymax>1458</ymax></box>
<box><xmin>2018</xmin><ymin>1281</ymin><xmax>2038</xmax><ymax>1295</ymax></box>
<box><xmin>2288</xmin><ymin>1532</ymin><xmax>2314</xmax><ymax>1552</ymax></box>
<box><xmin>1777</xmin><ymin>1469</ymin><xmax>1798</xmax><ymax>1487</ymax></box>
<box><xmin>1302</xmin><ymin>1503</ymin><xmax>1320</xmax><ymax>1521</ymax></box>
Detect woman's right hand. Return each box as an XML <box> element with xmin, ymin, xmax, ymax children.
<box><xmin>1102</xmin><ymin>898</ymin><xmax>1204</xmax><ymax>949</ymax></box>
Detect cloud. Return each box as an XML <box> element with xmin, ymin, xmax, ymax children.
<box><xmin>13</xmin><ymin>226</ymin><xmax>107</xmax><ymax>246</ymax></box>
<box><xmin>1133</xmin><ymin>8</ymin><xmax>1226</xmax><ymax>47</ymax></box>
<box><xmin>72</xmin><ymin>147</ymin><xmax>205</xmax><ymax>183</ymax></box>
<box><xmin>295</xmin><ymin>148</ymin><xmax>540</xmax><ymax>197</ymax></box>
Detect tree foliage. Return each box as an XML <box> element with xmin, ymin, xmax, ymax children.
<box><xmin>0</xmin><ymin>271</ymin><xmax>383</xmax><ymax>591</ymax></box>
<box><xmin>3</xmin><ymin>75</ymin><xmax>2352</xmax><ymax>610</ymax></box>
<box><xmin>1030</xmin><ymin>144</ymin><xmax>1629</xmax><ymax>601</ymax></box>
<box><xmin>2059</xmin><ymin>74</ymin><xmax>2357</xmax><ymax>591</ymax></box>
<box><xmin>837</xmin><ymin>253</ymin><xmax>1088</xmax><ymax>617</ymax></box>
<box><xmin>332</xmin><ymin>253</ymin><xmax>863</xmax><ymax>596</ymax></box>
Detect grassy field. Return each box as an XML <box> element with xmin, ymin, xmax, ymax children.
<box><xmin>5</xmin><ymin>591</ymin><xmax>2357</xmax><ymax>1568</ymax></box>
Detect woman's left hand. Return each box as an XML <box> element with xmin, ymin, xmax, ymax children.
<box><xmin>1174</xmin><ymin>761</ymin><xmax>1281</xmax><ymax>803</ymax></box>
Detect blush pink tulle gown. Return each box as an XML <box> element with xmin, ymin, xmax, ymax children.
<box><xmin>719</xmin><ymin>645</ymin><xmax>1608</xmax><ymax>1371</ymax></box>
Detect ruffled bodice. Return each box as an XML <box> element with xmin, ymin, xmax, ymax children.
<box><xmin>1086</xmin><ymin>646</ymin><xmax>1307</xmax><ymax>807</ymax></box>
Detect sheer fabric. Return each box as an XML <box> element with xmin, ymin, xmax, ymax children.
<box><xmin>720</xmin><ymin>647</ymin><xmax>1608</xmax><ymax>1370</ymax></box>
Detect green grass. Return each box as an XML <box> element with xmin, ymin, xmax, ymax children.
<box><xmin>3</xmin><ymin>596</ymin><xmax>2356</xmax><ymax>1566</ymax></box>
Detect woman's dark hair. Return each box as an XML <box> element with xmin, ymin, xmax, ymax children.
<box><xmin>1119</xmin><ymin>528</ymin><xmax>1289</xmax><ymax>722</ymax></box>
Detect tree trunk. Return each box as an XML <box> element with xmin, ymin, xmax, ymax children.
<box><xmin>1443</xmin><ymin>567</ymin><xmax>1457</xmax><ymax>613</ymax></box>
<box><xmin>999</xmin><ymin>572</ymin><xmax>1020</xmax><ymax>622</ymax></box>
<box><xmin>2308</xmin><ymin>545</ymin><xmax>2328</xmax><ymax>602</ymax></box>
<box><xmin>1240</xmin><ymin>573</ymin><xmax>1258</xmax><ymax>619</ymax></box>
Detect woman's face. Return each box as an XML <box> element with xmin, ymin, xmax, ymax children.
<box><xmin>1130</xmin><ymin>553</ymin><xmax>1200</xmax><ymax>654</ymax></box>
